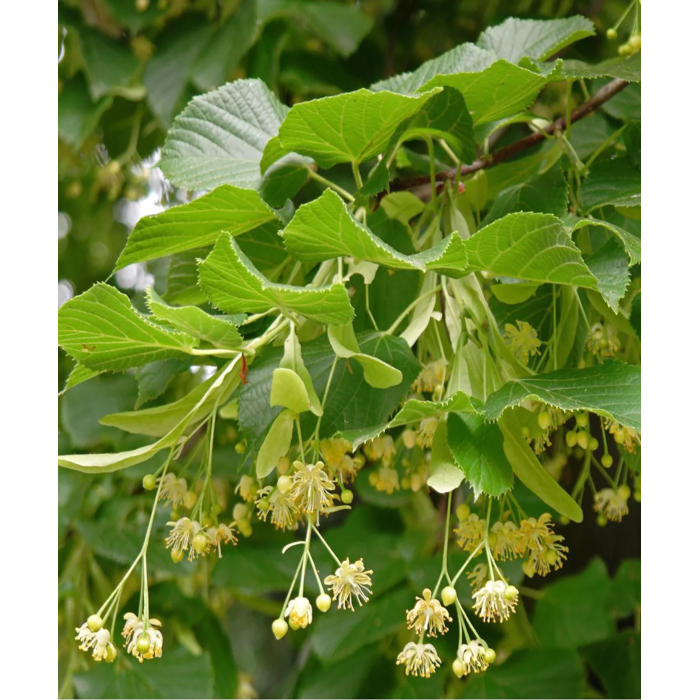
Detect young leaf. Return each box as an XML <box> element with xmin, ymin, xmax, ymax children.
<box><xmin>426</xmin><ymin>420</ymin><xmax>464</xmax><ymax>493</ymax></box>
<box><xmin>160</xmin><ymin>79</ymin><xmax>289</xmax><ymax>190</ymax></box>
<box><xmin>499</xmin><ymin>412</ymin><xmax>583</xmax><ymax>522</ymax></box>
<box><xmin>280</xmin><ymin>190</ymin><xmax>469</xmax><ymax>277</ymax></box>
<box><xmin>134</xmin><ymin>358</ymin><xmax>191</xmax><ymax>408</ymax></box>
<box><xmin>328</xmin><ymin>324</ymin><xmax>403</xmax><ymax>389</ymax></box>
<box><xmin>164</xmin><ymin>250</ymin><xmax>209</xmax><ymax>306</ymax></box>
<box><xmin>483</xmin><ymin>360</ymin><xmax>641</xmax><ymax>431</ymax></box>
<box><xmin>115</xmin><ymin>186</ymin><xmax>281</xmax><ymax>270</ymax></box>
<box><xmin>58</xmin><ymin>283</ymin><xmax>197</xmax><ymax>372</ymax></box>
<box><xmin>276</xmin><ymin>88</ymin><xmax>440</xmax><ymax>168</ymax></box>
<box><xmin>447</xmin><ymin>413</ymin><xmax>513</xmax><ymax>497</ymax></box>
<box><xmin>199</xmin><ymin>234</ymin><xmax>354</xmax><ymax>325</ymax></box>
<box><xmin>146</xmin><ymin>289</ymin><xmax>243</xmax><ymax>350</ymax></box>
<box><xmin>256</xmin><ymin>409</ymin><xmax>295</xmax><ymax>479</ymax></box>
<box><xmin>585</xmin><ymin>238</ymin><xmax>631</xmax><ymax>313</ymax></box>
<box><xmin>60</xmin><ymin>363</ymin><xmax>103</xmax><ymax>395</ymax></box>
<box><xmin>477</xmin><ymin>16</ymin><xmax>595</xmax><ymax>63</ymax></box>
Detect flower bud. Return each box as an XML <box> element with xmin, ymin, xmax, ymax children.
<box><xmin>183</xmin><ymin>491</ymin><xmax>198</xmax><ymax>509</ymax></box>
<box><xmin>589</xmin><ymin>437</ymin><xmax>599</xmax><ymax>451</ymax></box>
<box><xmin>233</xmin><ymin>503</ymin><xmax>248</xmax><ymax>522</ymax></box>
<box><xmin>606</xmin><ymin>28</ymin><xmax>618</xmax><ymax>40</ymax></box>
<box><xmin>441</xmin><ymin>586</ymin><xmax>457</xmax><ymax>606</ymax></box>
<box><xmin>316</xmin><ymin>594</ymin><xmax>332</xmax><ymax>612</ymax></box>
<box><xmin>537</xmin><ymin>412</ymin><xmax>552</xmax><ymax>430</ymax></box>
<box><xmin>484</xmin><ymin>648</ymin><xmax>497</xmax><ymax>664</ymax></box>
<box><xmin>272</xmin><ymin>619</ymin><xmax>288</xmax><ymax>640</ymax></box>
<box><xmin>452</xmin><ymin>659</ymin><xmax>466</xmax><ymax>678</ymax></box>
<box><xmin>136</xmin><ymin>634</ymin><xmax>152</xmax><ymax>654</ymax></box>
<box><xmin>576</xmin><ymin>432</ymin><xmax>589</xmax><ymax>450</ymax></box>
<box><xmin>105</xmin><ymin>642</ymin><xmax>117</xmax><ymax>663</ymax></box>
<box><xmin>456</xmin><ymin>503</ymin><xmax>471</xmax><ymax>521</ymax></box>
<box><xmin>142</xmin><ymin>474</ymin><xmax>156</xmax><ymax>491</ymax></box>
<box><xmin>601</xmin><ymin>454</ymin><xmax>613</xmax><ymax>468</ymax></box>
<box><xmin>192</xmin><ymin>533</ymin><xmax>209</xmax><ymax>554</ymax></box>
<box><xmin>171</xmin><ymin>548</ymin><xmax>185</xmax><ymax>564</ymax></box>
<box><xmin>618</xmin><ymin>484</ymin><xmax>631</xmax><ymax>499</ymax></box>
<box><xmin>565</xmin><ymin>430</ymin><xmax>578</xmax><ymax>448</ymax></box>
<box><xmin>402</xmin><ymin>429</ymin><xmax>416</xmax><ymax>449</ymax></box>
<box><xmin>277</xmin><ymin>475</ymin><xmax>292</xmax><ymax>495</ymax></box>
<box><xmin>341</xmin><ymin>489</ymin><xmax>354</xmax><ymax>505</ymax></box>
<box><xmin>576</xmin><ymin>413</ymin><xmax>588</xmax><ymax>428</ymax></box>
<box><xmin>504</xmin><ymin>585</ymin><xmax>519</xmax><ymax>601</ymax></box>
<box><xmin>238</xmin><ymin>518</ymin><xmax>253</xmax><ymax>537</ymax></box>
<box><xmin>629</xmin><ymin>34</ymin><xmax>641</xmax><ymax>52</ymax></box>
<box><xmin>277</xmin><ymin>455</ymin><xmax>291</xmax><ymax>475</ymax></box>
<box><xmin>87</xmin><ymin>614</ymin><xmax>103</xmax><ymax>632</ymax></box>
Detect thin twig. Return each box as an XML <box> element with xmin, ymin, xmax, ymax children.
<box><xmin>386</xmin><ymin>78</ymin><xmax>629</xmax><ymax>194</ymax></box>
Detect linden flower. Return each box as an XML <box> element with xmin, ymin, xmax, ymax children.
<box><xmin>489</xmin><ymin>521</ymin><xmax>525</xmax><ymax>561</ymax></box>
<box><xmin>455</xmin><ymin>513</ymin><xmax>486</xmax><ymax>551</ymax></box>
<box><xmin>458</xmin><ymin>640</ymin><xmax>489</xmax><ymax>674</ymax></box>
<box><xmin>504</xmin><ymin>320</ymin><xmax>541</xmax><ymax>365</ymax></box>
<box><xmin>467</xmin><ymin>563</ymin><xmax>488</xmax><ymax>590</ymax></box>
<box><xmin>519</xmin><ymin>513</ymin><xmax>568</xmax><ymax>576</ymax></box>
<box><xmin>472</xmin><ymin>580</ymin><xmax>518</xmax><ymax>623</ymax></box>
<box><xmin>320</xmin><ymin>438</ymin><xmax>352</xmax><ymax>471</ymax></box>
<box><xmin>594</xmin><ymin>488</ymin><xmax>630</xmax><ymax>522</ymax></box>
<box><xmin>158</xmin><ymin>473</ymin><xmax>188</xmax><ymax>508</ymax></box>
<box><xmin>290</xmin><ymin>460</ymin><xmax>336</xmax><ymax>517</ymax></box>
<box><xmin>406</xmin><ymin>589</ymin><xmax>452</xmax><ymax>637</ymax></box>
<box><xmin>256</xmin><ymin>486</ymin><xmax>301</xmax><ymax>531</ymax></box>
<box><xmin>411</xmin><ymin>359</ymin><xmax>446</xmax><ymax>394</ymax></box>
<box><xmin>397</xmin><ymin>642</ymin><xmax>442</xmax><ymax>678</ymax></box>
<box><xmin>75</xmin><ymin>623</ymin><xmax>113</xmax><ymax>661</ymax></box>
<box><xmin>369</xmin><ymin>466</ymin><xmax>400</xmax><ymax>494</ymax></box>
<box><xmin>604</xmin><ymin>419</ymin><xmax>641</xmax><ymax>453</ymax></box>
<box><xmin>165</xmin><ymin>517</ymin><xmax>201</xmax><ymax>561</ymax></box>
<box><xmin>324</xmin><ymin>558</ymin><xmax>373</xmax><ymax>610</ymax></box>
<box><xmin>122</xmin><ymin>613</ymin><xmax>163</xmax><ymax>663</ymax></box>
<box><xmin>586</xmin><ymin>323</ymin><xmax>621</xmax><ymax>360</ymax></box>
<box><xmin>363</xmin><ymin>435</ymin><xmax>396</xmax><ymax>465</ymax></box>
<box><xmin>285</xmin><ymin>596</ymin><xmax>313</xmax><ymax>629</ymax></box>
<box><xmin>416</xmin><ymin>417</ymin><xmax>438</xmax><ymax>449</ymax></box>
<box><xmin>235</xmin><ymin>475</ymin><xmax>258</xmax><ymax>502</ymax></box>
<box><xmin>206</xmin><ymin>522</ymin><xmax>238</xmax><ymax>558</ymax></box>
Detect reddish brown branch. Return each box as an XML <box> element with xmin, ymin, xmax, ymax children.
<box><xmin>388</xmin><ymin>78</ymin><xmax>629</xmax><ymax>193</ymax></box>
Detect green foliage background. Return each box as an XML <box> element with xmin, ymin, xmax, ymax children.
<box><xmin>58</xmin><ymin>1</ymin><xmax>641</xmax><ymax>698</ymax></box>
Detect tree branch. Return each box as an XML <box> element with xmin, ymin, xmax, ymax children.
<box><xmin>388</xmin><ymin>78</ymin><xmax>629</xmax><ymax>193</ymax></box>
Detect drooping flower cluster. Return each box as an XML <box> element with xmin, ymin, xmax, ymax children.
<box><xmin>122</xmin><ymin>613</ymin><xmax>163</xmax><ymax>662</ymax></box>
<box><xmin>165</xmin><ymin>516</ymin><xmax>238</xmax><ymax>562</ymax></box>
<box><xmin>75</xmin><ymin>616</ymin><xmax>116</xmax><ymax>662</ymax></box>
<box><xmin>324</xmin><ymin>558</ymin><xmax>373</xmax><ymax>610</ymax></box>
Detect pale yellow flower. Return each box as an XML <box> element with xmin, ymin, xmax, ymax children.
<box><xmin>396</xmin><ymin>642</ymin><xmax>442</xmax><ymax>678</ymax></box>
<box><xmin>604</xmin><ymin>419</ymin><xmax>641</xmax><ymax>453</ymax></box>
<box><xmin>206</xmin><ymin>522</ymin><xmax>238</xmax><ymax>558</ymax></box>
<box><xmin>235</xmin><ymin>475</ymin><xmax>258</xmax><ymax>502</ymax></box>
<box><xmin>406</xmin><ymin>589</ymin><xmax>452</xmax><ymax>637</ymax></box>
<box><xmin>467</xmin><ymin>563</ymin><xmax>488</xmax><ymax>590</ymax></box>
<box><xmin>75</xmin><ymin>623</ymin><xmax>112</xmax><ymax>661</ymax></box>
<box><xmin>594</xmin><ymin>488</ymin><xmax>630</xmax><ymax>522</ymax></box>
<box><xmin>458</xmin><ymin>640</ymin><xmax>490</xmax><ymax>674</ymax></box>
<box><xmin>411</xmin><ymin>359</ymin><xmax>446</xmax><ymax>394</ymax></box>
<box><xmin>256</xmin><ymin>486</ymin><xmax>301</xmax><ymax>531</ymax></box>
<box><xmin>369</xmin><ymin>466</ymin><xmax>400</xmax><ymax>494</ymax></box>
<box><xmin>504</xmin><ymin>320</ymin><xmax>541</xmax><ymax>364</ymax></box>
<box><xmin>472</xmin><ymin>580</ymin><xmax>518</xmax><ymax>623</ymax></box>
<box><xmin>290</xmin><ymin>461</ymin><xmax>336</xmax><ymax>516</ymax></box>
<box><xmin>285</xmin><ymin>596</ymin><xmax>313</xmax><ymax>629</ymax></box>
<box><xmin>158</xmin><ymin>473</ymin><xmax>188</xmax><ymax>508</ymax></box>
<box><xmin>165</xmin><ymin>517</ymin><xmax>201</xmax><ymax>561</ymax></box>
<box><xmin>122</xmin><ymin>613</ymin><xmax>163</xmax><ymax>663</ymax></box>
<box><xmin>363</xmin><ymin>435</ymin><xmax>396</xmax><ymax>465</ymax></box>
<box><xmin>489</xmin><ymin>521</ymin><xmax>524</xmax><ymax>561</ymax></box>
<box><xmin>455</xmin><ymin>514</ymin><xmax>486</xmax><ymax>551</ymax></box>
<box><xmin>324</xmin><ymin>558</ymin><xmax>373</xmax><ymax>610</ymax></box>
<box><xmin>416</xmin><ymin>417</ymin><xmax>438</xmax><ymax>449</ymax></box>
<box><xmin>586</xmin><ymin>323</ymin><xmax>621</xmax><ymax>359</ymax></box>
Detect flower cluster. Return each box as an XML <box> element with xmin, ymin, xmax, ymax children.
<box><xmin>122</xmin><ymin>613</ymin><xmax>163</xmax><ymax>663</ymax></box>
<box><xmin>75</xmin><ymin>616</ymin><xmax>116</xmax><ymax>663</ymax></box>
<box><xmin>503</xmin><ymin>320</ymin><xmax>541</xmax><ymax>365</ymax></box>
<box><xmin>165</xmin><ymin>516</ymin><xmax>238</xmax><ymax>562</ymax></box>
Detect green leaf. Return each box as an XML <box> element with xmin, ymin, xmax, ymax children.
<box><xmin>624</xmin><ymin>120</ymin><xmax>641</xmax><ymax>170</ymax></box>
<box><xmin>190</xmin><ymin>0</ymin><xmax>260</xmax><ymax>91</ymax></box>
<box><xmin>160</xmin><ymin>79</ymin><xmax>289</xmax><ymax>190</ymax></box>
<box><xmin>101</xmin><ymin>362</ymin><xmax>241</xmax><ymax>437</ymax></box>
<box><xmin>58</xmin><ymin>283</ymin><xmax>197</xmax><ymax>372</ymax></box>
<box><xmin>483</xmin><ymin>360</ymin><xmax>641</xmax><ymax>430</ymax></box>
<box><xmin>380</xmin><ymin>192</ymin><xmax>425</xmax><ymax>225</ymax></box>
<box><xmin>427</xmin><ymin>420</ymin><xmax>465</xmax><ymax>493</ymax></box>
<box><xmin>78</xmin><ymin>27</ymin><xmax>141</xmax><ymax>100</ymax></box>
<box><xmin>164</xmin><ymin>250</ymin><xmax>209</xmax><ymax>306</ymax></box>
<box><xmin>115</xmin><ymin>185</ymin><xmax>280</xmax><ymax>270</ymax></box>
<box><xmin>583</xmin><ymin>632</ymin><xmax>641</xmax><ymax>700</ymax></box>
<box><xmin>61</xmin><ymin>357</ymin><xmax>241</xmax><ymax>472</ymax></box>
<box><xmin>391</xmin><ymin>86</ymin><xmax>475</xmax><ymax>164</ymax></box>
<box><xmin>276</xmin><ymin>88</ymin><xmax>440</xmax><ymax>168</ymax></box>
<box><xmin>499</xmin><ymin>411</ymin><xmax>583</xmax><ymax>522</ymax></box>
<box><xmin>328</xmin><ymin>323</ymin><xmax>402</xmax><ymax>389</ymax></box>
<box><xmin>74</xmin><ymin>645</ymin><xmax>215</xmax><ymax>699</ymax></box>
<box><xmin>490</xmin><ymin>283</ymin><xmax>540</xmax><ymax>305</ymax></box>
<box><xmin>258</xmin><ymin>0</ymin><xmax>373</xmax><ymax>57</ymax></box>
<box><xmin>477</xmin><ymin>16</ymin><xmax>595</xmax><ymax>62</ymax></box>
<box><xmin>280</xmin><ymin>190</ymin><xmax>468</xmax><ymax>276</ymax></box>
<box><xmin>630</xmin><ymin>293</ymin><xmax>641</xmax><ymax>339</ymax></box>
<box><xmin>610</xmin><ymin>559</ymin><xmax>641</xmax><ymax>617</ymax></box>
<box><xmin>461</xmin><ymin>649</ymin><xmax>585</xmax><ymax>699</ymax></box>
<box><xmin>134</xmin><ymin>358</ymin><xmax>191</xmax><ymax>408</ymax></box>
<box><xmin>585</xmin><ymin>237</ymin><xmax>630</xmax><ymax>313</ymax></box>
<box><xmin>199</xmin><ymin>233</ymin><xmax>354</xmax><ymax>325</ymax></box>
<box><xmin>419</xmin><ymin>61</ymin><xmax>549</xmax><ymax>125</ymax></box>
<box><xmin>447</xmin><ymin>413</ymin><xmax>513</xmax><ymax>497</ymax></box>
<box><xmin>560</xmin><ymin>52</ymin><xmax>641</xmax><ymax>82</ymax></box>
<box><xmin>256</xmin><ymin>409</ymin><xmax>294</xmax><ymax>478</ymax></box>
<box><xmin>464</xmin><ymin>212</ymin><xmax>599</xmax><ymax>292</ymax></box>
<box><xmin>146</xmin><ymin>289</ymin><xmax>243</xmax><ymax>350</ymax></box>
<box><xmin>272</xmin><ymin>327</ymin><xmax>323</xmax><ymax>414</ymax></box>
<box><xmin>533</xmin><ymin>558</ymin><xmax>614</xmax><ymax>648</ymax></box>
<box><xmin>143</xmin><ymin>18</ymin><xmax>212</xmax><ymax>125</ymax></box>
<box><xmin>580</xmin><ymin>157</ymin><xmax>641</xmax><ymax>213</ymax></box>
<box><xmin>58</xmin><ymin>75</ymin><xmax>112</xmax><ymax>149</ymax></box>
<box><xmin>344</xmin><ymin>390</ymin><xmax>480</xmax><ymax>450</ymax></box>
<box><xmin>481</xmin><ymin>165</ymin><xmax>568</xmax><ymax>228</ymax></box>
<box><xmin>60</xmin><ymin>363</ymin><xmax>102</xmax><ymax>395</ymax></box>
<box><xmin>570</xmin><ymin>217</ymin><xmax>641</xmax><ymax>265</ymax></box>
